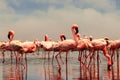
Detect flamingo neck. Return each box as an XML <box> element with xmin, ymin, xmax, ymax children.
<box><xmin>45</xmin><ymin>34</ymin><xmax>49</xmax><ymax>41</ymax></box>
<box><xmin>89</xmin><ymin>36</ymin><xmax>93</xmax><ymax>41</ymax></box>
<box><xmin>77</xmin><ymin>34</ymin><xmax>81</xmax><ymax>40</ymax></box>
<box><xmin>72</xmin><ymin>28</ymin><xmax>78</xmax><ymax>45</ymax></box>
<box><xmin>10</xmin><ymin>34</ymin><xmax>14</xmax><ymax>42</ymax></box>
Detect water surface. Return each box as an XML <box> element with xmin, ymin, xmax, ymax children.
<box><xmin>0</xmin><ymin>51</ymin><xmax>120</xmax><ymax>80</ymax></box>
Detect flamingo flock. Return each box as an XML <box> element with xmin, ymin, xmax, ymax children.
<box><xmin>1</xmin><ymin>24</ymin><xmax>119</xmax><ymax>71</ymax></box>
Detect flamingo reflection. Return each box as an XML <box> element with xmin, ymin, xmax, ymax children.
<box><xmin>2</xmin><ymin>56</ymin><xmax>28</xmax><ymax>80</ymax></box>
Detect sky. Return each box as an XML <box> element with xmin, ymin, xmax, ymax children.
<box><xmin>0</xmin><ymin>0</ymin><xmax>120</xmax><ymax>41</ymax></box>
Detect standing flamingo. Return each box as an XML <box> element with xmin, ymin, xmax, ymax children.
<box><xmin>7</xmin><ymin>30</ymin><xmax>23</xmax><ymax>62</ymax></box>
<box><xmin>1</xmin><ymin>30</ymin><xmax>23</xmax><ymax>63</ymax></box>
<box><xmin>107</xmin><ymin>39</ymin><xmax>120</xmax><ymax>77</ymax></box>
<box><xmin>7</xmin><ymin>30</ymin><xmax>37</xmax><ymax>64</ymax></box>
<box><xmin>89</xmin><ymin>36</ymin><xmax>112</xmax><ymax>70</ymax></box>
<box><xmin>55</xmin><ymin>24</ymin><xmax>79</xmax><ymax>69</ymax></box>
<box><xmin>76</xmin><ymin>34</ymin><xmax>93</xmax><ymax>67</ymax></box>
<box><xmin>107</xmin><ymin>39</ymin><xmax>120</xmax><ymax>58</ymax></box>
<box><xmin>40</xmin><ymin>34</ymin><xmax>55</xmax><ymax>61</ymax></box>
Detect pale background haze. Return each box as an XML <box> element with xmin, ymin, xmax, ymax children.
<box><xmin>0</xmin><ymin>0</ymin><xmax>120</xmax><ymax>41</ymax></box>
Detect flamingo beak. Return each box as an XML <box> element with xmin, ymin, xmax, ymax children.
<box><xmin>75</xmin><ymin>28</ymin><xmax>79</xmax><ymax>34</ymax></box>
<box><xmin>63</xmin><ymin>36</ymin><xmax>66</xmax><ymax>40</ymax></box>
<box><xmin>8</xmin><ymin>33</ymin><xmax>10</xmax><ymax>40</ymax></box>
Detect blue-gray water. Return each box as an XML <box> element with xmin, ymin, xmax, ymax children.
<box><xmin>0</xmin><ymin>51</ymin><xmax>119</xmax><ymax>80</ymax></box>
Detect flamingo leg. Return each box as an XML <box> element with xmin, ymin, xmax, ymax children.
<box><xmin>48</xmin><ymin>51</ymin><xmax>50</xmax><ymax>60</ymax></box>
<box><xmin>103</xmin><ymin>46</ymin><xmax>112</xmax><ymax>70</ymax></box>
<box><xmin>88</xmin><ymin>51</ymin><xmax>95</xmax><ymax>68</ymax></box>
<box><xmin>10</xmin><ymin>51</ymin><xmax>13</xmax><ymax>63</ymax></box>
<box><xmin>97</xmin><ymin>51</ymin><xmax>99</xmax><ymax>80</ymax></box>
<box><xmin>25</xmin><ymin>55</ymin><xmax>28</xmax><ymax>80</ymax></box>
<box><xmin>44</xmin><ymin>52</ymin><xmax>46</xmax><ymax>64</ymax></box>
<box><xmin>21</xmin><ymin>54</ymin><xmax>26</xmax><ymax>70</ymax></box>
<box><xmin>117</xmin><ymin>50</ymin><xmax>119</xmax><ymax>80</ymax></box>
<box><xmin>66</xmin><ymin>51</ymin><xmax>68</xmax><ymax>80</ymax></box>
<box><xmin>17</xmin><ymin>53</ymin><xmax>21</xmax><ymax>63</ymax></box>
<box><xmin>2</xmin><ymin>51</ymin><xmax>5</xmax><ymax>63</ymax></box>
<box><xmin>52</xmin><ymin>51</ymin><xmax>54</xmax><ymax>65</ymax></box>
<box><xmin>78</xmin><ymin>51</ymin><xmax>85</xmax><ymax>66</ymax></box>
<box><xmin>59</xmin><ymin>52</ymin><xmax>64</xmax><ymax>64</ymax></box>
<box><xmin>78</xmin><ymin>51</ymin><xmax>82</xmax><ymax>62</ymax></box>
<box><xmin>79</xmin><ymin>52</ymin><xmax>82</xmax><ymax>79</ymax></box>
<box><xmin>48</xmin><ymin>51</ymin><xmax>50</xmax><ymax>65</ymax></box>
<box><xmin>84</xmin><ymin>50</ymin><xmax>93</xmax><ymax>65</ymax></box>
<box><xmin>55</xmin><ymin>52</ymin><xmax>61</xmax><ymax>70</ymax></box>
<box><xmin>111</xmin><ymin>50</ymin><xmax>114</xmax><ymax>60</ymax></box>
<box><xmin>14</xmin><ymin>51</ymin><xmax>17</xmax><ymax>61</ymax></box>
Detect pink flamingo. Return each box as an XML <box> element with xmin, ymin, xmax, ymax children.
<box><xmin>107</xmin><ymin>39</ymin><xmax>120</xmax><ymax>57</ymax></box>
<box><xmin>19</xmin><ymin>41</ymin><xmax>37</xmax><ymax>59</ymax></box>
<box><xmin>107</xmin><ymin>39</ymin><xmax>120</xmax><ymax>76</ymax></box>
<box><xmin>55</xmin><ymin>24</ymin><xmax>79</xmax><ymax>69</ymax></box>
<box><xmin>52</xmin><ymin>34</ymin><xmax>66</xmax><ymax>52</ymax></box>
<box><xmin>7</xmin><ymin>30</ymin><xmax>22</xmax><ymax>62</ymax></box>
<box><xmin>76</xmin><ymin>34</ymin><xmax>93</xmax><ymax>67</ymax></box>
<box><xmin>0</xmin><ymin>41</ymin><xmax>10</xmax><ymax>63</ymax></box>
<box><xmin>89</xmin><ymin>36</ymin><xmax>112</xmax><ymax>70</ymax></box>
<box><xmin>41</xmin><ymin>34</ymin><xmax>65</xmax><ymax>64</ymax></box>
<box><xmin>40</xmin><ymin>34</ymin><xmax>54</xmax><ymax>51</ymax></box>
<box><xmin>7</xmin><ymin>30</ymin><xmax>37</xmax><ymax>63</ymax></box>
<box><xmin>52</xmin><ymin>34</ymin><xmax>67</xmax><ymax>64</ymax></box>
<box><xmin>40</xmin><ymin>34</ymin><xmax>55</xmax><ymax>61</ymax></box>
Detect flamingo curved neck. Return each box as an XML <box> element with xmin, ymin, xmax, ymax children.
<box><xmin>8</xmin><ymin>30</ymin><xmax>15</xmax><ymax>42</ymax></box>
<box><xmin>9</xmin><ymin>34</ymin><xmax>14</xmax><ymax>42</ymax></box>
<box><xmin>71</xmin><ymin>27</ymin><xmax>78</xmax><ymax>44</ymax></box>
<box><xmin>60</xmin><ymin>34</ymin><xmax>66</xmax><ymax>41</ymax></box>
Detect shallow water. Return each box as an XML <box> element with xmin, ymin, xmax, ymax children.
<box><xmin>0</xmin><ymin>51</ymin><xmax>120</xmax><ymax>80</ymax></box>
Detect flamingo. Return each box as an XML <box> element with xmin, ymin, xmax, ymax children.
<box><xmin>52</xmin><ymin>34</ymin><xmax>67</xmax><ymax>64</ymax></box>
<box><xmin>107</xmin><ymin>39</ymin><xmax>120</xmax><ymax>57</ymax></box>
<box><xmin>55</xmin><ymin>24</ymin><xmax>79</xmax><ymax>69</ymax></box>
<box><xmin>89</xmin><ymin>36</ymin><xmax>112</xmax><ymax>70</ymax></box>
<box><xmin>40</xmin><ymin>34</ymin><xmax>54</xmax><ymax>51</ymax></box>
<box><xmin>7</xmin><ymin>30</ymin><xmax>37</xmax><ymax>64</ymax></box>
<box><xmin>7</xmin><ymin>30</ymin><xmax>23</xmax><ymax>61</ymax></box>
<box><xmin>40</xmin><ymin>34</ymin><xmax>55</xmax><ymax>60</ymax></box>
<box><xmin>107</xmin><ymin>39</ymin><xmax>120</xmax><ymax>74</ymax></box>
<box><xmin>41</xmin><ymin>34</ymin><xmax>65</xmax><ymax>64</ymax></box>
<box><xmin>18</xmin><ymin>40</ymin><xmax>37</xmax><ymax>59</ymax></box>
<box><xmin>76</xmin><ymin>34</ymin><xmax>93</xmax><ymax>66</ymax></box>
<box><xmin>52</xmin><ymin>34</ymin><xmax>66</xmax><ymax>52</ymax></box>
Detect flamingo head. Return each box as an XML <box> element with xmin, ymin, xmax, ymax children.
<box><xmin>72</xmin><ymin>24</ymin><xmax>79</xmax><ymax>34</ymax></box>
<box><xmin>8</xmin><ymin>30</ymin><xmax>14</xmax><ymax>40</ymax></box>
<box><xmin>60</xmin><ymin>34</ymin><xmax>66</xmax><ymax>41</ymax></box>
<box><xmin>104</xmin><ymin>37</ymin><xmax>109</xmax><ymax>46</ymax></box>
<box><xmin>83</xmin><ymin>35</ymin><xmax>88</xmax><ymax>39</ymax></box>
<box><xmin>89</xmin><ymin>35</ymin><xmax>93</xmax><ymax>41</ymax></box>
<box><xmin>104</xmin><ymin>37</ymin><xmax>109</xmax><ymax>40</ymax></box>
<box><xmin>45</xmin><ymin>34</ymin><xmax>49</xmax><ymax>41</ymax></box>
